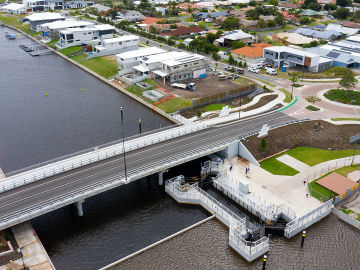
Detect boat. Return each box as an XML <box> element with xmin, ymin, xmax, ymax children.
<box><xmin>5</xmin><ymin>32</ymin><xmax>17</xmax><ymax>40</ymax></box>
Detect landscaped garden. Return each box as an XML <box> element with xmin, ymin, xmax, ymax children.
<box><xmin>324</xmin><ymin>89</ymin><xmax>360</xmax><ymax>106</ymax></box>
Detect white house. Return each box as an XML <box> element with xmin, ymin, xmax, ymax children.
<box><xmin>22</xmin><ymin>0</ymin><xmax>64</xmax><ymax>11</ymax></box>
<box><xmin>24</xmin><ymin>12</ymin><xmax>65</xmax><ymax>32</ymax></box>
<box><xmin>92</xmin><ymin>35</ymin><xmax>139</xmax><ymax>57</ymax></box>
<box><xmin>0</xmin><ymin>3</ymin><xmax>27</xmax><ymax>14</ymax></box>
<box><xmin>117</xmin><ymin>47</ymin><xmax>165</xmax><ymax>76</ymax></box>
<box><xmin>40</xmin><ymin>19</ymin><xmax>94</xmax><ymax>39</ymax></box>
<box><xmin>116</xmin><ymin>10</ymin><xmax>144</xmax><ymax>22</ymax></box>
<box><xmin>57</xmin><ymin>24</ymin><xmax>115</xmax><ymax>48</ymax></box>
<box><xmin>63</xmin><ymin>1</ymin><xmax>94</xmax><ymax>9</ymax></box>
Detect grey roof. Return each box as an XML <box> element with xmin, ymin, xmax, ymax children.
<box><xmin>313</xmin><ymin>25</ymin><xmax>326</xmax><ymax>30</ymax></box>
<box><xmin>296</xmin><ymin>27</ymin><xmax>341</xmax><ymax>39</ymax></box>
<box><xmin>195</xmin><ymin>11</ymin><xmax>228</xmax><ymax>19</ymax></box>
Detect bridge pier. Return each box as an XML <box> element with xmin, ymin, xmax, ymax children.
<box><xmin>158</xmin><ymin>171</ymin><xmax>164</xmax><ymax>186</ymax></box>
<box><xmin>76</xmin><ymin>200</ymin><xmax>85</xmax><ymax>216</ymax></box>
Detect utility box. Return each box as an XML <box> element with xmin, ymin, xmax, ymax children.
<box><xmin>238</xmin><ymin>178</ymin><xmax>249</xmax><ymax>194</ymax></box>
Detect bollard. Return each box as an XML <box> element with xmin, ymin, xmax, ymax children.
<box><xmin>262</xmin><ymin>255</ymin><xmax>267</xmax><ymax>270</ymax></box>
<box><xmin>301</xmin><ymin>230</ymin><xmax>306</xmax><ymax>247</ymax></box>
<box><xmin>138</xmin><ymin>119</ymin><xmax>142</xmax><ymax>134</ymax></box>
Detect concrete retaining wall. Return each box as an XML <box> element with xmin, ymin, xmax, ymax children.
<box><xmin>4</xmin><ymin>24</ymin><xmax>179</xmax><ymax>125</ymax></box>
<box><xmin>332</xmin><ymin>208</ymin><xmax>360</xmax><ymax>230</ymax></box>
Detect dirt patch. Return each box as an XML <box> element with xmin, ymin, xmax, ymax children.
<box><xmin>158</xmin><ymin>75</ymin><xmax>253</xmax><ymax>99</ymax></box>
<box><xmin>242</xmin><ymin>120</ymin><xmax>360</xmax><ymax>160</ymax></box>
<box><xmin>242</xmin><ymin>95</ymin><xmax>278</xmax><ymax>112</ymax></box>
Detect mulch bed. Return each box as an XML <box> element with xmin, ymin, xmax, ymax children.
<box><xmin>242</xmin><ymin>120</ymin><xmax>360</xmax><ymax>160</ymax></box>
<box><xmin>242</xmin><ymin>95</ymin><xmax>278</xmax><ymax>112</ymax></box>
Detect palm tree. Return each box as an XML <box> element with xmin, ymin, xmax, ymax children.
<box><xmin>289</xmin><ymin>72</ymin><xmax>299</xmax><ymax>100</ymax></box>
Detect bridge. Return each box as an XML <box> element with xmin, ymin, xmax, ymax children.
<box><xmin>0</xmin><ymin>112</ymin><xmax>297</xmax><ymax>231</ymax></box>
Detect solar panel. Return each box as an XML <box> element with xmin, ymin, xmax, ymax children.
<box><xmin>326</xmin><ymin>51</ymin><xmax>340</xmax><ymax>58</ymax></box>
<box><xmin>350</xmin><ymin>133</ymin><xmax>360</xmax><ymax>144</ymax></box>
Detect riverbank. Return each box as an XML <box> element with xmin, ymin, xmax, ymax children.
<box><xmin>3</xmin><ymin>24</ymin><xmax>179</xmax><ymax>125</ymax></box>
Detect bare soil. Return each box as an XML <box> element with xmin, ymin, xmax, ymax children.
<box><xmin>242</xmin><ymin>120</ymin><xmax>360</xmax><ymax>160</ymax></box>
<box><xmin>157</xmin><ymin>75</ymin><xmax>252</xmax><ymax>99</ymax></box>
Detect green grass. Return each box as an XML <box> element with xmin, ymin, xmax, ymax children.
<box><xmin>260</xmin><ymin>157</ymin><xmax>299</xmax><ymax>176</ymax></box>
<box><xmin>198</xmin><ymin>21</ymin><xmax>214</xmax><ymax>28</ymax></box>
<box><xmin>305</xmin><ymin>105</ymin><xmax>320</xmax><ymax>111</ymax></box>
<box><xmin>339</xmin><ymin>208</ymin><xmax>360</xmax><ymax>221</ymax></box>
<box><xmin>46</xmin><ymin>39</ymin><xmax>59</xmax><ymax>49</ymax></box>
<box><xmin>309</xmin><ymin>178</ymin><xmax>333</xmax><ymax>202</ymax></box>
<box><xmin>262</xmin><ymin>36</ymin><xmax>283</xmax><ymax>46</ymax></box>
<box><xmin>203</xmin><ymin>104</ymin><xmax>234</xmax><ymax>112</ymax></box>
<box><xmin>0</xmin><ymin>14</ymin><xmax>40</xmax><ymax>36</ymax></box>
<box><xmin>184</xmin><ymin>17</ymin><xmax>193</xmax><ymax>23</ymax></box>
<box><xmin>81</xmin><ymin>56</ymin><xmax>118</xmax><ymax>78</ymax></box>
<box><xmin>335</xmin><ymin>164</ymin><xmax>360</xmax><ymax>177</ymax></box>
<box><xmin>324</xmin><ymin>89</ymin><xmax>360</xmax><ymax>106</ymax></box>
<box><xmin>156</xmin><ymin>97</ymin><xmax>193</xmax><ymax>113</ymax></box>
<box><xmin>279</xmin><ymin>88</ymin><xmax>292</xmax><ymax>103</ymax></box>
<box><xmin>59</xmin><ymin>46</ymin><xmax>82</xmax><ymax>56</ymax></box>
<box><xmin>331</xmin><ymin>118</ymin><xmax>360</xmax><ymax>121</ymax></box>
<box><xmin>233</xmin><ymin>76</ymin><xmax>255</xmax><ymax>86</ymax></box>
<box><xmin>285</xmin><ymin>147</ymin><xmax>360</xmax><ymax>166</ymax></box>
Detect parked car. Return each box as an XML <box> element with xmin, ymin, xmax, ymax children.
<box><xmin>224</xmin><ymin>65</ymin><xmax>232</xmax><ymax>71</ymax></box>
<box><xmin>293</xmin><ymin>21</ymin><xmax>300</xmax><ymax>26</ymax></box>
<box><xmin>219</xmin><ymin>75</ymin><xmax>226</xmax><ymax>80</ymax></box>
<box><xmin>250</xmin><ymin>63</ymin><xmax>262</xmax><ymax>69</ymax></box>
<box><xmin>236</xmin><ymin>68</ymin><xmax>244</xmax><ymax>74</ymax></box>
<box><xmin>266</xmin><ymin>68</ymin><xmax>277</xmax><ymax>75</ymax></box>
<box><xmin>232</xmin><ymin>74</ymin><xmax>240</xmax><ymax>79</ymax></box>
<box><xmin>213</xmin><ymin>23</ymin><xmax>220</xmax><ymax>26</ymax></box>
<box><xmin>248</xmin><ymin>67</ymin><xmax>260</xmax><ymax>74</ymax></box>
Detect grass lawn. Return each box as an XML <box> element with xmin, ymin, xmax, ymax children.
<box><xmin>59</xmin><ymin>46</ymin><xmax>82</xmax><ymax>56</ymax></box>
<box><xmin>184</xmin><ymin>17</ymin><xmax>193</xmax><ymax>23</ymax></box>
<box><xmin>340</xmin><ymin>208</ymin><xmax>360</xmax><ymax>221</ymax></box>
<box><xmin>198</xmin><ymin>21</ymin><xmax>214</xmax><ymax>28</ymax></box>
<box><xmin>204</xmin><ymin>104</ymin><xmax>234</xmax><ymax>112</ymax></box>
<box><xmin>262</xmin><ymin>36</ymin><xmax>283</xmax><ymax>46</ymax></box>
<box><xmin>279</xmin><ymin>88</ymin><xmax>292</xmax><ymax>103</ymax></box>
<box><xmin>285</xmin><ymin>147</ymin><xmax>360</xmax><ymax>166</ymax></box>
<box><xmin>81</xmin><ymin>56</ymin><xmax>118</xmax><ymax>78</ymax></box>
<box><xmin>260</xmin><ymin>157</ymin><xmax>299</xmax><ymax>176</ymax></box>
<box><xmin>46</xmin><ymin>38</ymin><xmax>59</xmax><ymax>49</ymax></box>
<box><xmin>234</xmin><ymin>76</ymin><xmax>255</xmax><ymax>86</ymax></box>
<box><xmin>156</xmin><ymin>97</ymin><xmax>193</xmax><ymax>113</ymax></box>
<box><xmin>335</xmin><ymin>164</ymin><xmax>360</xmax><ymax>177</ymax></box>
<box><xmin>309</xmin><ymin>178</ymin><xmax>333</xmax><ymax>202</ymax></box>
<box><xmin>331</xmin><ymin>118</ymin><xmax>360</xmax><ymax>121</ymax></box>
<box><xmin>305</xmin><ymin>105</ymin><xmax>320</xmax><ymax>111</ymax></box>
<box><xmin>324</xmin><ymin>89</ymin><xmax>360</xmax><ymax>106</ymax></box>
<box><xmin>0</xmin><ymin>14</ymin><xmax>40</xmax><ymax>36</ymax></box>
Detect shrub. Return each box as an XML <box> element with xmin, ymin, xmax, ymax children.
<box><xmin>260</xmin><ymin>138</ymin><xmax>267</xmax><ymax>151</ymax></box>
<box><xmin>197</xmin><ymin>110</ymin><xmax>202</xmax><ymax>118</ymax></box>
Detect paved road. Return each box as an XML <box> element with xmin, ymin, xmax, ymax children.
<box><xmin>0</xmin><ymin>112</ymin><xmax>294</xmax><ymax>226</ymax></box>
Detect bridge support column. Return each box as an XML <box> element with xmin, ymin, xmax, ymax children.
<box><xmin>76</xmin><ymin>200</ymin><xmax>85</xmax><ymax>216</ymax></box>
<box><xmin>158</xmin><ymin>171</ymin><xmax>163</xmax><ymax>186</ymax></box>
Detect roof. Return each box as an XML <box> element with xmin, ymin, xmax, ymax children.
<box><xmin>265</xmin><ymin>46</ymin><xmax>318</xmax><ymax>58</ymax></box>
<box><xmin>141</xmin><ymin>17</ymin><xmax>162</xmax><ymax>25</ymax></box>
<box><xmin>276</xmin><ymin>32</ymin><xmax>316</xmax><ymax>45</ymax></box>
<box><xmin>326</xmin><ymin>24</ymin><xmax>359</xmax><ymax>36</ymax></box>
<box><xmin>161</xmin><ymin>53</ymin><xmax>204</xmax><ymax>66</ymax></box>
<box><xmin>141</xmin><ymin>52</ymin><xmax>190</xmax><ymax>64</ymax></box>
<box><xmin>0</xmin><ymin>3</ymin><xmax>26</xmax><ymax>11</ymax></box>
<box><xmin>280</xmin><ymin>2</ymin><xmax>300</xmax><ymax>9</ymax></box>
<box><xmin>161</xmin><ymin>26</ymin><xmax>204</xmax><ymax>36</ymax></box>
<box><xmin>346</xmin><ymin>35</ymin><xmax>360</xmax><ymax>43</ymax></box>
<box><xmin>302</xmin><ymin>9</ymin><xmax>327</xmax><ymax>16</ymax></box>
<box><xmin>317</xmin><ymin>172</ymin><xmax>357</xmax><ymax>195</ymax></box>
<box><xmin>93</xmin><ymin>24</ymin><xmax>115</xmax><ymax>31</ymax></box>
<box><xmin>281</xmin><ymin>11</ymin><xmax>296</xmax><ymax>20</ymax></box>
<box><xmin>93</xmin><ymin>4</ymin><xmax>111</xmax><ymax>12</ymax></box>
<box><xmin>296</xmin><ymin>28</ymin><xmax>341</xmax><ymax>39</ymax></box>
<box><xmin>341</xmin><ymin>21</ymin><xmax>360</xmax><ymax>29</ymax></box>
<box><xmin>25</xmin><ymin>12</ymin><xmax>65</xmax><ymax>22</ymax></box>
<box><xmin>313</xmin><ymin>25</ymin><xmax>326</xmax><ymax>31</ymax></box>
<box><xmin>41</xmin><ymin>20</ymin><xmax>94</xmax><ymax>30</ymax></box>
<box><xmin>116</xmin><ymin>47</ymin><xmax>165</xmax><ymax>59</ymax></box>
<box><xmin>133</xmin><ymin>65</ymin><xmax>150</xmax><ymax>72</ymax></box>
<box><xmin>223</xmin><ymin>30</ymin><xmax>253</xmax><ymax>41</ymax></box>
<box><xmin>103</xmin><ymin>35</ymin><xmax>138</xmax><ymax>44</ymax></box>
<box><xmin>231</xmin><ymin>43</ymin><xmax>273</xmax><ymax>58</ymax></box>
<box><xmin>195</xmin><ymin>11</ymin><xmax>228</xmax><ymax>19</ymax></box>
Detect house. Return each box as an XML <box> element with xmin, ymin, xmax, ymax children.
<box><xmin>194</xmin><ymin>11</ymin><xmax>228</xmax><ymax>21</ymax></box>
<box><xmin>152</xmin><ymin>53</ymin><xmax>206</xmax><ymax>83</ymax></box>
<box><xmin>117</xmin><ymin>47</ymin><xmax>165</xmax><ymax>76</ymax></box>
<box><xmin>24</xmin><ymin>12</ymin><xmax>65</xmax><ymax>32</ymax></box>
<box><xmin>160</xmin><ymin>26</ymin><xmax>204</xmax><ymax>38</ymax></box>
<box><xmin>177</xmin><ymin>3</ymin><xmax>200</xmax><ymax>11</ymax></box>
<box><xmin>263</xmin><ymin>46</ymin><xmax>332</xmax><ymax>72</ymax></box>
<box><xmin>92</xmin><ymin>3</ymin><xmax>111</xmax><ymax>13</ymax></box>
<box><xmin>231</xmin><ymin>43</ymin><xmax>273</xmax><ymax>62</ymax></box>
<box><xmin>280</xmin><ymin>11</ymin><xmax>297</xmax><ymax>22</ymax></box>
<box><xmin>272</xmin><ymin>32</ymin><xmax>316</xmax><ymax>45</ymax></box>
<box><xmin>196</xmin><ymin>1</ymin><xmax>216</xmax><ymax>10</ymax></box>
<box><xmin>140</xmin><ymin>23</ymin><xmax>183</xmax><ymax>33</ymax></box>
<box><xmin>279</xmin><ymin>2</ymin><xmax>301</xmax><ymax>11</ymax></box>
<box><xmin>313</xmin><ymin>25</ymin><xmax>327</xmax><ymax>31</ymax></box>
<box><xmin>0</xmin><ymin>3</ymin><xmax>27</xmax><ymax>14</ymax></box>
<box><xmin>317</xmin><ymin>0</ymin><xmax>336</xmax><ymax>4</ymax></box>
<box><xmin>23</xmin><ymin>0</ymin><xmax>64</xmax><ymax>11</ymax></box>
<box><xmin>57</xmin><ymin>24</ymin><xmax>116</xmax><ymax>48</ymax></box>
<box><xmin>340</xmin><ymin>21</ymin><xmax>360</xmax><ymax>29</ymax></box>
<box><xmin>155</xmin><ymin>7</ymin><xmax>167</xmax><ymax>16</ymax></box>
<box><xmin>40</xmin><ymin>19</ymin><xmax>94</xmax><ymax>39</ymax></box>
<box><xmin>63</xmin><ymin>1</ymin><xmax>94</xmax><ymax>9</ymax></box>
<box><xmin>326</xmin><ymin>23</ymin><xmax>360</xmax><ymax>36</ymax></box>
<box><xmin>116</xmin><ymin>10</ymin><xmax>144</xmax><ymax>22</ymax></box>
<box><xmin>296</xmin><ymin>28</ymin><xmax>341</xmax><ymax>42</ymax></box>
<box><xmin>92</xmin><ymin>35</ymin><xmax>139</xmax><ymax>57</ymax></box>
<box><xmin>215</xmin><ymin>30</ymin><xmax>254</xmax><ymax>47</ymax></box>
<box><xmin>302</xmin><ymin>9</ymin><xmax>328</xmax><ymax>18</ymax></box>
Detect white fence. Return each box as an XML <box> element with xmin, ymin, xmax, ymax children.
<box><xmin>165</xmin><ymin>176</ymin><xmax>269</xmax><ymax>262</ymax></box>
<box><xmin>1</xmin><ymin>122</ymin><xmax>211</xmax><ymax>193</ymax></box>
<box><xmin>284</xmin><ymin>199</ymin><xmax>333</xmax><ymax>238</ymax></box>
<box><xmin>332</xmin><ymin>208</ymin><xmax>360</xmax><ymax>230</ymax></box>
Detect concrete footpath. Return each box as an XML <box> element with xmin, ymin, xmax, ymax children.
<box><xmin>0</xmin><ymin>222</ymin><xmax>54</xmax><ymax>270</ymax></box>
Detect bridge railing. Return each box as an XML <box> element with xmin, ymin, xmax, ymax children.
<box><xmin>1</xmin><ymin>121</ymin><xmax>212</xmax><ymax>193</ymax></box>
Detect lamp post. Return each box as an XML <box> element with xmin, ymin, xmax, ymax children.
<box><xmin>120</xmin><ymin>107</ymin><xmax>128</xmax><ymax>182</ymax></box>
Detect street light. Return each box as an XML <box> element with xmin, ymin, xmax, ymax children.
<box><xmin>120</xmin><ymin>107</ymin><xmax>128</xmax><ymax>181</ymax></box>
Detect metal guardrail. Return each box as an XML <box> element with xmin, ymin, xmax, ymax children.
<box><xmin>165</xmin><ymin>177</ymin><xmax>269</xmax><ymax>262</ymax></box>
<box><xmin>284</xmin><ymin>199</ymin><xmax>333</xmax><ymax>238</ymax></box>
<box><xmin>1</xmin><ymin>121</ymin><xmax>212</xmax><ymax>193</ymax></box>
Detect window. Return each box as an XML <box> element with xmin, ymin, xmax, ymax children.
<box><xmin>173</xmin><ymin>66</ymin><xmax>179</xmax><ymax>69</ymax></box>
<box><xmin>88</xmin><ymin>32</ymin><xmax>91</xmax><ymax>34</ymax></box>
<box><xmin>193</xmin><ymin>62</ymin><xmax>199</xmax><ymax>65</ymax></box>
<box><xmin>184</xmin><ymin>64</ymin><xmax>188</xmax><ymax>67</ymax></box>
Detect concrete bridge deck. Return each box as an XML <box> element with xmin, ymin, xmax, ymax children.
<box><xmin>0</xmin><ymin>112</ymin><xmax>294</xmax><ymax>230</ymax></box>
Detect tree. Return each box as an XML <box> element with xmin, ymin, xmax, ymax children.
<box><xmin>353</xmin><ymin>10</ymin><xmax>360</xmax><ymax>22</ymax></box>
<box><xmin>323</xmin><ymin>4</ymin><xmax>337</xmax><ymax>11</ymax></box>
<box><xmin>231</xmin><ymin>40</ymin><xmax>245</xmax><ymax>49</ymax></box>
<box><xmin>333</xmin><ymin>7</ymin><xmax>350</xmax><ymax>19</ymax></box>
<box><xmin>249</xmin><ymin>0</ymin><xmax>257</xmax><ymax>6</ymax></box>
<box><xmin>260</xmin><ymin>138</ymin><xmax>267</xmax><ymax>151</ymax></box>
<box><xmin>289</xmin><ymin>72</ymin><xmax>299</xmax><ymax>99</ymax></box>
<box><xmin>300</xmin><ymin>17</ymin><xmax>310</xmax><ymax>25</ymax></box>
<box><xmin>221</xmin><ymin>16</ymin><xmax>240</xmax><ymax>30</ymax></box>
<box><xmin>336</xmin><ymin>0</ymin><xmax>352</xmax><ymax>7</ymax></box>
<box><xmin>267</xmin><ymin>20</ymin><xmax>277</xmax><ymax>27</ymax></box>
<box><xmin>339</xmin><ymin>72</ymin><xmax>358</xmax><ymax>91</ymax></box>
<box><xmin>275</xmin><ymin>14</ymin><xmax>285</xmax><ymax>26</ymax></box>
<box><xmin>228</xmin><ymin>54</ymin><xmax>235</xmax><ymax>65</ymax></box>
<box><xmin>197</xmin><ymin>110</ymin><xmax>202</xmax><ymax>118</ymax></box>
<box><xmin>302</xmin><ymin>0</ymin><xmax>321</xmax><ymax>11</ymax></box>
<box><xmin>268</xmin><ymin>0</ymin><xmax>279</xmax><ymax>6</ymax></box>
<box><xmin>257</xmin><ymin>18</ymin><xmax>266</xmax><ymax>28</ymax></box>
<box><xmin>245</xmin><ymin>9</ymin><xmax>258</xmax><ymax>20</ymax></box>
<box><xmin>212</xmin><ymin>51</ymin><xmax>220</xmax><ymax>60</ymax></box>
<box><xmin>206</xmin><ymin>33</ymin><xmax>218</xmax><ymax>44</ymax></box>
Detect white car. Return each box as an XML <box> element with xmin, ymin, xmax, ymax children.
<box><xmin>266</xmin><ymin>68</ymin><xmax>277</xmax><ymax>75</ymax></box>
<box><xmin>248</xmin><ymin>67</ymin><xmax>260</xmax><ymax>74</ymax></box>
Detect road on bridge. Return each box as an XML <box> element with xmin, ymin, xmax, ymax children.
<box><xmin>0</xmin><ymin>112</ymin><xmax>295</xmax><ymax>228</ymax></box>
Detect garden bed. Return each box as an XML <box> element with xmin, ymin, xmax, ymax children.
<box><xmin>324</xmin><ymin>89</ymin><xmax>360</xmax><ymax>106</ymax></box>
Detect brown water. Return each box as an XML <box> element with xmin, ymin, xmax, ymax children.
<box><xmin>113</xmin><ymin>215</ymin><xmax>360</xmax><ymax>270</ymax></box>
